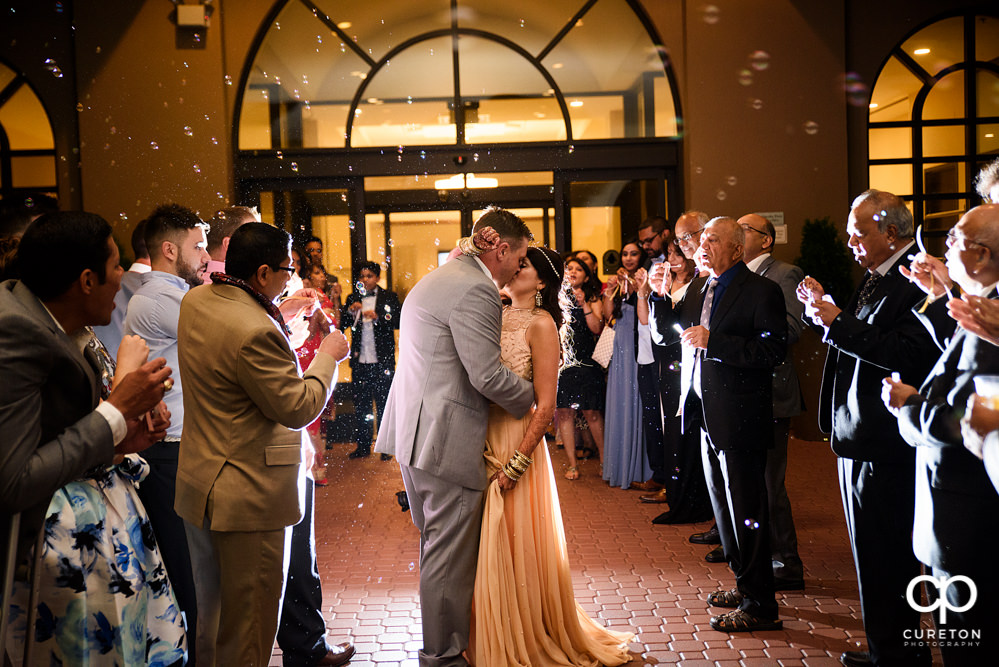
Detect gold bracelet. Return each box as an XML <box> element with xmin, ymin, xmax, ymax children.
<box><xmin>502</xmin><ymin>463</ymin><xmax>522</xmax><ymax>481</ymax></box>
<box><xmin>512</xmin><ymin>451</ymin><xmax>533</xmax><ymax>466</ymax></box>
<box><xmin>458</xmin><ymin>236</ymin><xmax>483</xmax><ymax>257</ymax></box>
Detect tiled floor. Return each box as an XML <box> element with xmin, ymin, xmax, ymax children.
<box><xmin>273</xmin><ymin>438</ymin><xmax>941</xmax><ymax>666</ymax></box>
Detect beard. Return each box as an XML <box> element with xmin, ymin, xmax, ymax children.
<box><xmin>177</xmin><ymin>256</ymin><xmax>205</xmax><ymax>289</ymax></box>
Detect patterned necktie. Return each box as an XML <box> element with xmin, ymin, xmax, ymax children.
<box><xmin>699</xmin><ymin>279</ymin><xmax>718</xmax><ymax>329</ymax></box>
<box><xmin>855</xmin><ymin>271</ymin><xmax>883</xmax><ymax>315</ymax></box>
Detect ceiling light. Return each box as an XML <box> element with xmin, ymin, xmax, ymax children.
<box><xmin>987</xmin><ymin>133</ymin><xmax>996</xmax><ymax>138</ymax></box>
<box><xmin>350</xmin><ymin>70</ymin><xmax>367</xmax><ymax>79</ymax></box>
<box><xmin>869</xmin><ymin>103</ymin><xmax>878</xmax><ymax>109</ymax></box>
<box><xmin>569</xmin><ymin>100</ymin><xmax>584</xmax><ymax>107</ymax></box>
<box><xmin>337</xmin><ymin>21</ymin><xmax>352</xmax><ymax>30</ymax></box>
<box><xmin>913</xmin><ymin>48</ymin><xmax>930</xmax><ymax>55</ymax></box>
<box><xmin>434</xmin><ymin>173</ymin><xmax>498</xmax><ymax>190</ymax></box>
<box><xmin>552</xmin><ymin>63</ymin><xmax>564</xmax><ymax>69</ymax></box>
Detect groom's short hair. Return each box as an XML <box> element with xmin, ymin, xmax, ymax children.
<box><xmin>472</xmin><ymin>206</ymin><xmax>533</xmax><ymax>245</ymax></box>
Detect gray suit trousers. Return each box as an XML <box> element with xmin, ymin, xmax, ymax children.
<box><xmin>400</xmin><ymin>464</ymin><xmax>484</xmax><ymax>667</ymax></box>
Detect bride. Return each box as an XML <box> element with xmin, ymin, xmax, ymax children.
<box><xmin>466</xmin><ymin>244</ymin><xmax>633</xmax><ymax>666</ymax></box>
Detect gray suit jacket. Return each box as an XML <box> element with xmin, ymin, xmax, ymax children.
<box><xmin>0</xmin><ymin>280</ymin><xmax>116</xmax><ymax>559</ymax></box>
<box><xmin>374</xmin><ymin>254</ymin><xmax>534</xmax><ymax>489</ymax></box>
<box><xmin>753</xmin><ymin>255</ymin><xmax>805</xmax><ymax>418</ymax></box>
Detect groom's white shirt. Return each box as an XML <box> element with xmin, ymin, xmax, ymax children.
<box><xmin>375</xmin><ymin>253</ymin><xmax>534</xmax><ymax>489</ymax></box>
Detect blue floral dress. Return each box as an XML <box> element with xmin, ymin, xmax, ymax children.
<box><xmin>4</xmin><ymin>331</ymin><xmax>187</xmax><ymax>666</ymax></box>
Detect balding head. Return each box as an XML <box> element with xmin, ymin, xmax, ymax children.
<box><xmin>737</xmin><ymin>214</ymin><xmax>775</xmax><ymax>263</ymax></box>
<box><xmin>945</xmin><ymin>204</ymin><xmax>999</xmax><ymax>293</ymax></box>
<box><xmin>675</xmin><ymin>210</ymin><xmax>710</xmax><ymax>261</ymax></box>
<box><xmin>698</xmin><ymin>217</ymin><xmax>745</xmax><ymax>277</ymax></box>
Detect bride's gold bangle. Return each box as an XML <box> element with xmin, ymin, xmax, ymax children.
<box><xmin>458</xmin><ymin>236</ymin><xmax>483</xmax><ymax>257</ymax></box>
<box><xmin>502</xmin><ymin>462</ymin><xmax>523</xmax><ymax>481</ymax></box>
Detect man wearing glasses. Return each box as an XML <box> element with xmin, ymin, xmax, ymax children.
<box><xmin>737</xmin><ymin>214</ymin><xmax>805</xmax><ymax>591</ymax></box>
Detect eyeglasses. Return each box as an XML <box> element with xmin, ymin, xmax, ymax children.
<box><xmin>272</xmin><ymin>265</ymin><xmax>296</xmax><ymax>274</ymax></box>
<box><xmin>674</xmin><ymin>227</ymin><xmax>705</xmax><ymax>245</ymax></box>
<box><xmin>945</xmin><ymin>230</ymin><xmax>986</xmax><ymax>251</ymax></box>
<box><xmin>741</xmin><ymin>224</ymin><xmax>770</xmax><ymax>238</ymax></box>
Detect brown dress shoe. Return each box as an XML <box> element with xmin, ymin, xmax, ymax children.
<box><xmin>639</xmin><ymin>488</ymin><xmax>670</xmax><ymax>504</ymax></box>
<box><xmin>316</xmin><ymin>642</ymin><xmax>355</xmax><ymax>666</ymax></box>
<box><xmin>629</xmin><ymin>479</ymin><xmax>664</xmax><ymax>492</ymax></box>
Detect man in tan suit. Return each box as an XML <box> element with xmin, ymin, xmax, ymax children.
<box><xmin>176</xmin><ymin>222</ymin><xmax>350</xmax><ymax>666</ymax></box>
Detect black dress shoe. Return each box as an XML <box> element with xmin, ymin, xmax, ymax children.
<box><xmin>689</xmin><ymin>525</ymin><xmax>721</xmax><ymax>545</ymax></box>
<box><xmin>774</xmin><ymin>577</ymin><xmax>805</xmax><ymax>591</ymax></box>
<box><xmin>704</xmin><ymin>545</ymin><xmax>725</xmax><ymax>563</ymax></box>
<box><xmin>316</xmin><ymin>642</ymin><xmax>355</xmax><ymax>666</ymax></box>
<box><xmin>380</xmin><ymin>453</ymin><xmax>393</xmax><ymax>461</ymax></box>
<box><xmin>348</xmin><ymin>449</ymin><xmax>371</xmax><ymax>459</ymax></box>
<box><xmin>840</xmin><ymin>651</ymin><xmax>874</xmax><ymax>667</ymax></box>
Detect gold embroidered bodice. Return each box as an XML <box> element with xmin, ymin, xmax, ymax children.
<box><xmin>500</xmin><ymin>306</ymin><xmax>538</xmax><ymax>381</ymax></box>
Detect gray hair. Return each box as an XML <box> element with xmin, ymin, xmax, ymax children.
<box><xmin>682</xmin><ymin>210</ymin><xmax>711</xmax><ymax>227</ymax></box>
<box><xmin>851</xmin><ymin>189</ymin><xmax>913</xmax><ymax>237</ymax></box>
<box><xmin>976</xmin><ymin>158</ymin><xmax>999</xmax><ymax>202</ymax></box>
<box><xmin>707</xmin><ymin>216</ymin><xmax>746</xmax><ymax>247</ymax></box>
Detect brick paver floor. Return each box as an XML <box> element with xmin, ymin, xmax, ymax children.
<box><xmin>272</xmin><ymin>437</ymin><xmax>942</xmax><ymax>666</ymax></box>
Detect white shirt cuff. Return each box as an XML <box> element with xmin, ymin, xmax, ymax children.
<box><xmin>96</xmin><ymin>401</ymin><xmax>128</xmax><ymax>446</ymax></box>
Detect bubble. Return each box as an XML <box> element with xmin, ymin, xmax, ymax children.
<box><xmin>568</xmin><ymin>145</ymin><xmax>574</xmax><ymax>154</ymax></box>
<box><xmin>192</xmin><ymin>163</ymin><xmax>201</xmax><ymax>173</ymax></box>
<box><xmin>291</xmin><ymin>162</ymin><xmax>299</xmax><ymax>172</ymax></box>
<box><xmin>667</xmin><ymin>361</ymin><xmax>681</xmax><ymax>372</ymax></box>
<box><xmin>183</xmin><ymin>126</ymin><xmax>193</xmax><ymax>137</ymax></box>
<box><xmin>276</xmin><ymin>150</ymin><xmax>283</xmax><ymax>159</ymax></box>
<box><xmin>347</xmin><ymin>219</ymin><xmax>355</xmax><ymax>230</ymax></box>
<box><xmin>365</xmin><ymin>414</ymin><xmax>375</xmax><ymax>422</ymax></box>
<box><xmin>726</xmin><ymin>175</ymin><xmax>738</xmax><ymax>186</ymax></box>
<box><xmin>803</xmin><ymin>120</ymin><xmax>819</xmax><ymax>135</ymax></box>
<box><xmin>210</xmin><ymin>136</ymin><xmax>218</xmax><ymax>145</ymax></box>
<box><xmin>760</xmin><ymin>331</ymin><xmax>771</xmax><ymax>338</ymax></box>
<box><xmin>749</xmin><ymin>50</ymin><xmax>770</xmax><ymax>71</ymax></box>
<box><xmin>118</xmin><ymin>212</ymin><xmax>128</xmax><ymax>221</ymax></box>
<box><xmin>715</xmin><ymin>189</ymin><xmax>727</xmax><ymax>201</ymax></box>
<box><xmin>357</xmin><ymin>503</ymin><xmax>363</xmax><ymax>508</ymax></box>
<box><xmin>409</xmin><ymin>562</ymin><xmax>416</xmax><ymax>571</ymax></box>
<box><xmin>406</xmin><ymin>96</ymin><xmax>413</xmax><ymax>105</ymax></box>
<box><xmin>355</xmin><ymin>281</ymin><xmax>365</xmax><ymax>293</ymax></box>
<box><xmin>54</xmin><ymin>2</ymin><xmax>63</xmax><ymax>13</ymax></box>
<box><xmin>744</xmin><ymin>518</ymin><xmax>760</xmax><ymax>530</ymax></box>
<box><xmin>841</xmin><ymin>72</ymin><xmax>869</xmax><ymax>107</ymax></box>
<box><xmin>224</xmin><ymin>75</ymin><xmax>233</xmax><ymax>86</ymax></box>
<box><xmin>694</xmin><ymin>166</ymin><xmax>703</xmax><ymax>175</ymax></box>
<box><xmin>95</xmin><ymin>46</ymin><xmax>101</xmax><ymax>54</ymax></box>
<box><xmin>387</xmin><ymin>239</ymin><xmax>394</xmax><ymax>247</ymax></box>
<box><xmin>570</xmin><ymin>402</ymin><xmax>580</xmax><ymax>410</ymax></box>
<box><xmin>76</xmin><ymin>102</ymin><xmax>84</xmax><ymax>112</ymax></box>
<box><xmin>701</xmin><ymin>4</ymin><xmax>720</xmax><ymax>24</ymax></box>
<box><xmin>750</xmin><ymin>98</ymin><xmax>763</xmax><ymax>110</ymax></box>
<box><xmin>738</xmin><ymin>69</ymin><xmax>753</xmax><ymax>86</ymax></box>
<box><xmin>473</xmin><ymin>153</ymin><xmax>480</xmax><ymax>162</ymax></box>
<box><xmin>43</xmin><ymin>58</ymin><xmax>63</xmax><ymax>78</ymax></box>
<box><xmin>150</xmin><ymin>141</ymin><xmax>159</xmax><ymax>150</ymax></box>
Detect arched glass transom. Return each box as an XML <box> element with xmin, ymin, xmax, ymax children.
<box><xmin>868</xmin><ymin>13</ymin><xmax>999</xmax><ymax>230</ymax></box>
<box><xmin>0</xmin><ymin>61</ymin><xmax>56</xmax><ymax>199</ymax></box>
<box><xmin>238</xmin><ymin>0</ymin><xmax>679</xmax><ymax>150</ymax></box>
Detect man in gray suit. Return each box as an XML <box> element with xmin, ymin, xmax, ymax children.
<box><xmin>738</xmin><ymin>213</ymin><xmax>805</xmax><ymax>590</ymax></box>
<box><xmin>1</xmin><ymin>211</ymin><xmax>170</xmax><ymax>574</ymax></box>
<box><xmin>375</xmin><ymin>207</ymin><xmax>535</xmax><ymax>667</ymax></box>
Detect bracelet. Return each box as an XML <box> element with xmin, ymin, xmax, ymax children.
<box><xmin>502</xmin><ymin>463</ymin><xmax>523</xmax><ymax>481</ymax></box>
<box><xmin>458</xmin><ymin>236</ymin><xmax>483</xmax><ymax>257</ymax></box>
<box><xmin>583</xmin><ymin>309</ymin><xmax>593</xmax><ymax>315</ymax></box>
<box><xmin>512</xmin><ymin>451</ymin><xmax>533</xmax><ymax>467</ymax></box>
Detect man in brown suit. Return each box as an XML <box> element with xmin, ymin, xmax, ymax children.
<box><xmin>176</xmin><ymin>223</ymin><xmax>351</xmax><ymax>666</ymax></box>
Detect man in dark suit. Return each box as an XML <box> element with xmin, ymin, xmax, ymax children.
<box><xmin>343</xmin><ymin>260</ymin><xmax>402</xmax><ymax>459</ymax></box>
<box><xmin>738</xmin><ymin>213</ymin><xmax>805</xmax><ymax>590</ymax></box>
<box><xmin>1</xmin><ymin>211</ymin><xmax>170</xmax><ymax>581</ymax></box>
<box><xmin>797</xmin><ymin>189</ymin><xmax>941</xmax><ymax>667</ymax></box>
<box><xmin>676</xmin><ymin>216</ymin><xmax>787</xmax><ymax>632</ymax></box>
<box><xmin>883</xmin><ymin>203</ymin><xmax>999</xmax><ymax>666</ymax></box>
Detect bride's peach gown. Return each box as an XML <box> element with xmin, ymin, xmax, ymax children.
<box><xmin>469</xmin><ymin>307</ymin><xmax>633</xmax><ymax>666</ymax></box>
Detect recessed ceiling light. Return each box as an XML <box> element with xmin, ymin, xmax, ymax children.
<box><xmin>913</xmin><ymin>48</ymin><xmax>930</xmax><ymax>55</ymax></box>
<box><xmin>337</xmin><ymin>21</ymin><xmax>352</xmax><ymax>30</ymax></box>
<box><xmin>552</xmin><ymin>63</ymin><xmax>564</xmax><ymax>69</ymax></box>
<box><xmin>987</xmin><ymin>133</ymin><xmax>996</xmax><ymax>138</ymax></box>
<box><xmin>569</xmin><ymin>100</ymin><xmax>584</xmax><ymax>107</ymax></box>
<box><xmin>869</xmin><ymin>103</ymin><xmax>878</xmax><ymax>109</ymax></box>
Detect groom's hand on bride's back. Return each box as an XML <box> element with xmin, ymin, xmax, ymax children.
<box><xmin>319</xmin><ymin>329</ymin><xmax>350</xmax><ymax>363</ymax></box>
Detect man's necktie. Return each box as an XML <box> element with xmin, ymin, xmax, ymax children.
<box><xmin>855</xmin><ymin>271</ymin><xmax>883</xmax><ymax>315</ymax></box>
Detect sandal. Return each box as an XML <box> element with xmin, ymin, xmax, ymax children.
<box><xmin>707</xmin><ymin>588</ymin><xmax>744</xmax><ymax>608</ymax></box>
<box><xmin>709</xmin><ymin>609</ymin><xmax>783</xmax><ymax>633</ymax></box>
<box><xmin>564</xmin><ymin>466</ymin><xmax>579</xmax><ymax>480</ymax></box>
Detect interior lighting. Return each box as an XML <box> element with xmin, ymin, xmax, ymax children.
<box><xmin>987</xmin><ymin>133</ymin><xmax>995</xmax><ymax>138</ymax></box>
<box><xmin>913</xmin><ymin>48</ymin><xmax>931</xmax><ymax>55</ymax></box>
<box><xmin>434</xmin><ymin>173</ymin><xmax>499</xmax><ymax>189</ymax></box>
<box><xmin>337</xmin><ymin>22</ymin><xmax>352</xmax><ymax>29</ymax></box>
<box><xmin>869</xmin><ymin>103</ymin><xmax>878</xmax><ymax>109</ymax></box>
<box><xmin>569</xmin><ymin>100</ymin><xmax>584</xmax><ymax>107</ymax></box>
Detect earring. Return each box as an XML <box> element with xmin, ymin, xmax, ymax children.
<box><xmin>535</xmin><ymin>290</ymin><xmax>543</xmax><ymax>307</ymax></box>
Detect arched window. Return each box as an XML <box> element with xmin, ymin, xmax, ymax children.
<box><xmin>0</xmin><ymin>61</ymin><xmax>57</xmax><ymax>200</ymax></box>
<box><xmin>868</xmin><ymin>13</ymin><xmax>999</xmax><ymax>231</ymax></box>
<box><xmin>238</xmin><ymin>0</ymin><xmax>679</xmax><ymax>150</ymax></box>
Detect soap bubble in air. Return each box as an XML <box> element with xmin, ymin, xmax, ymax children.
<box><xmin>749</xmin><ymin>50</ymin><xmax>770</xmax><ymax>71</ymax></box>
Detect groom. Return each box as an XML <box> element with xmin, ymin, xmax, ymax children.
<box><xmin>376</xmin><ymin>206</ymin><xmax>536</xmax><ymax>666</ymax></box>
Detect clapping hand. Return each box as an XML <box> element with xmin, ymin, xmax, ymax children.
<box><xmin>948</xmin><ymin>295</ymin><xmax>999</xmax><ymax>347</ymax></box>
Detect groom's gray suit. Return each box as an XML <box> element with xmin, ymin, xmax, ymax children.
<box><xmin>376</xmin><ymin>253</ymin><xmax>533</xmax><ymax>667</ymax></box>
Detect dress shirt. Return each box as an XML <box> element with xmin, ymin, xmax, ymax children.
<box><xmin>706</xmin><ymin>261</ymin><xmax>742</xmax><ymax>320</ymax></box>
<box><xmin>744</xmin><ymin>254</ymin><xmax>768</xmax><ymax>273</ymax></box>
<box><xmin>874</xmin><ymin>241</ymin><xmax>915</xmax><ymax>277</ymax></box>
<box><xmin>358</xmin><ymin>289</ymin><xmax>379</xmax><ymax>363</ymax></box>
<box><xmin>128</xmin><ymin>262</ymin><xmax>151</xmax><ymax>273</ymax></box>
<box><xmin>124</xmin><ymin>270</ymin><xmax>190</xmax><ymax>440</ymax></box>
<box><xmin>472</xmin><ymin>254</ymin><xmax>494</xmax><ymax>282</ymax></box>
<box><xmin>637</xmin><ymin>323</ymin><xmax>655</xmax><ymax>364</ymax></box>
<box><xmin>39</xmin><ymin>299</ymin><xmax>127</xmax><ymax>444</ymax></box>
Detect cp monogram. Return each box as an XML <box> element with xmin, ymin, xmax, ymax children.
<box><xmin>906</xmin><ymin>574</ymin><xmax>978</xmax><ymax>624</ymax></box>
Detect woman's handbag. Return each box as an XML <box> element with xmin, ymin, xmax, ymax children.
<box><xmin>591</xmin><ymin>324</ymin><xmax>616</xmax><ymax>368</ymax></box>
